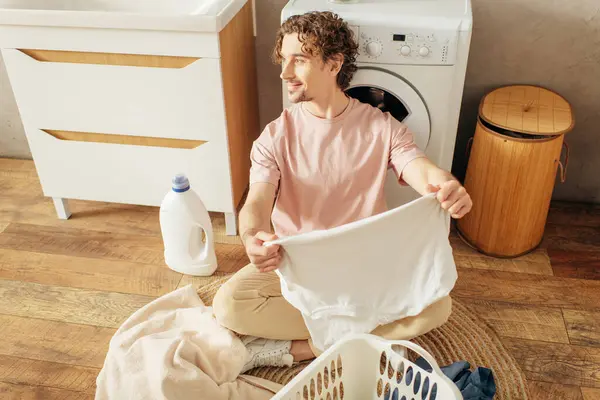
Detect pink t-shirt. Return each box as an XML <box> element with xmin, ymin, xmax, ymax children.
<box><xmin>249</xmin><ymin>97</ymin><xmax>425</xmax><ymax>237</ymax></box>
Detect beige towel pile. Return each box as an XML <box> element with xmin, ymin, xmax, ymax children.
<box><xmin>95</xmin><ymin>284</ymin><xmax>282</xmax><ymax>399</ymax></box>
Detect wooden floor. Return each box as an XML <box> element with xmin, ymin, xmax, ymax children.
<box><xmin>0</xmin><ymin>158</ymin><xmax>599</xmax><ymax>400</ymax></box>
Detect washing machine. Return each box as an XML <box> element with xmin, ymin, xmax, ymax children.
<box><xmin>281</xmin><ymin>0</ymin><xmax>473</xmax><ymax>209</ymax></box>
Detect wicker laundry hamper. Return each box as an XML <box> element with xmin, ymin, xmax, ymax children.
<box><xmin>456</xmin><ymin>85</ymin><xmax>574</xmax><ymax>258</ymax></box>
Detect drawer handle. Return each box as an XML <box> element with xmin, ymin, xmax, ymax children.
<box><xmin>42</xmin><ymin>130</ymin><xmax>207</xmax><ymax>149</ymax></box>
<box><xmin>18</xmin><ymin>49</ymin><xmax>198</xmax><ymax>69</ymax></box>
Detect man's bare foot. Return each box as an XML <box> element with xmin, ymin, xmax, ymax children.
<box><xmin>290</xmin><ymin>340</ymin><xmax>315</xmax><ymax>362</ymax></box>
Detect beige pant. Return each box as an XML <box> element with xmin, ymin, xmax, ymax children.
<box><xmin>213</xmin><ymin>264</ymin><xmax>452</xmax><ymax>356</ymax></box>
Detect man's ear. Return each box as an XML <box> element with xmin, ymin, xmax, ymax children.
<box><xmin>329</xmin><ymin>54</ymin><xmax>344</xmax><ymax>75</ymax></box>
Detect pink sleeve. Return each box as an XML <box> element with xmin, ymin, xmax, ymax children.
<box><xmin>388</xmin><ymin>118</ymin><xmax>426</xmax><ymax>185</ymax></box>
<box><xmin>249</xmin><ymin>126</ymin><xmax>281</xmax><ymax>187</ymax></box>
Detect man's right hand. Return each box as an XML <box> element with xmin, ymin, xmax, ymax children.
<box><xmin>242</xmin><ymin>230</ymin><xmax>282</xmax><ymax>273</ymax></box>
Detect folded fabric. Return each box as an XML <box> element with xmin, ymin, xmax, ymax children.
<box><xmin>95</xmin><ymin>284</ymin><xmax>282</xmax><ymax>400</ymax></box>
<box><xmin>415</xmin><ymin>357</ymin><xmax>496</xmax><ymax>400</ymax></box>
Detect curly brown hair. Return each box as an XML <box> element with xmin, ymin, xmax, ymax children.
<box><xmin>272</xmin><ymin>11</ymin><xmax>359</xmax><ymax>90</ymax></box>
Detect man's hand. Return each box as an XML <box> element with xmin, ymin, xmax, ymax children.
<box><xmin>426</xmin><ymin>180</ymin><xmax>472</xmax><ymax>219</ymax></box>
<box><xmin>401</xmin><ymin>158</ymin><xmax>472</xmax><ymax>219</ymax></box>
<box><xmin>242</xmin><ymin>230</ymin><xmax>282</xmax><ymax>273</ymax></box>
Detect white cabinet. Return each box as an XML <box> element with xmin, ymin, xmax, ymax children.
<box><xmin>0</xmin><ymin>0</ymin><xmax>259</xmax><ymax>235</ymax></box>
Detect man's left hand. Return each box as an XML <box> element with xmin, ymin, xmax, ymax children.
<box><xmin>426</xmin><ymin>180</ymin><xmax>472</xmax><ymax>219</ymax></box>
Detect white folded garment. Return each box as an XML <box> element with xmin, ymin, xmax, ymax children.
<box><xmin>266</xmin><ymin>193</ymin><xmax>457</xmax><ymax>351</ymax></box>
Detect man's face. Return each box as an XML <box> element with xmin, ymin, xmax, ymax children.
<box><xmin>279</xmin><ymin>33</ymin><xmax>337</xmax><ymax>103</ymax></box>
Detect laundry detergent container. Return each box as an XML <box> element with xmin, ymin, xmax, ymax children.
<box><xmin>456</xmin><ymin>85</ymin><xmax>574</xmax><ymax>258</ymax></box>
<box><xmin>0</xmin><ymin>0</ymin><xmax>259</xmax><ymax>235</ymax></box>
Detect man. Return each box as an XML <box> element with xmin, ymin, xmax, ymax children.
<box><xmin>213</xmin><ymin>11</ymin><xmax>472</xmax><ymax>372</ymax></box>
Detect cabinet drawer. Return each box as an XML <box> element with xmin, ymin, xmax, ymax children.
<box><xmin>2</xmin><ymin>48</ymin><xmax>227</xmax><ymax>143</ymax></box>
<box><xmin>26</xmin><ymin>127</ymin><xmax>235</xmax><ymax>213</ymax></box>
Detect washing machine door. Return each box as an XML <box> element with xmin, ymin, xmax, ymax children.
<box><xmin>346</xmin><ymin>67</ymin><xmax>431</xmax><ymax>208</ymax></box>
<box><xmin>346</xmin><ymin>67</ymin><xmax>430</xmax><ymax>150</ymax></box>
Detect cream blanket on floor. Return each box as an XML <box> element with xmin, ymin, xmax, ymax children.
<box><xmin>95</xmin><ymin>284</ymin><xmax>282</xmax><ymax>400</ymax></box>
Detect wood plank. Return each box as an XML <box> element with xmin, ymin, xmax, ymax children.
<box><xmin>0</xmin><ymin>185</ymin><xmax>242</xmax><ymax>246</ymax></box>
<box><xmin>0</xmin><ymin>248</ymin><xmax>181</xmax><ymax>297</ymax></box>
<box><xmin>549</xmin><ymin>249</ymin><xmax>600</xmax><ymax>280</ymax></box>
<box><xmin>454</xmin><ymin>268</ymin><xmax>600</xmax><ymax>310</ymax></box>
<box><xmin>529</xmin><ymin>381</ymin><xmax>583</xmax><ymax>400</ymax></box>
<box><xmin>0</xmin><ymin>193</ymin><xmax>242</xmax><ymax>244</ymax></box>
<box><xmin>544</xmin><ymin>224</ymin><xmax>600</xmax><ymax>253</ymax></box>
<box><xmin>0</xmin><ymin>157</ymin><xmax>35</xmax><ymax>170</ymax></box>
<box><xmin>0</xmin><ymin>158</ymin><xmax>38</xmax><ymax>179</ymax></box>
<box><xmin>0</xmin><ymin>280</ymin><xmax>153</xmax><ymax>328</ymax></box>
<box><xmin>548</xmin><ymin>201</ymin><xmax>600</xmax><ymax>228</ymax></box>
<box><xmin>0</xmin><ymin>382</ymin><xmax>93</xmax><ymax>400</ymax></box>
<box><xmin>0</xmin><ymin>194</ymin><xmax>162</xmax><ymax>236</ymax></box>
<box><xmin>0</xmin><ymin>221</ymin><xmax>242</xmax><ymax>274</ymax></box>
<box><xmin>453</xmin><ymin>252</ymin><xmax>553</xmax><ymax>276</ymax></box>
<box><xmin>564</xmin><ymin>309</ymin><xmax>600</xmax><ymax>348</ymax></box>
<box><xmin>457</xmin><ymin>298</ymin><xmax>569</xmax><ymax>343</ymax></box>
<box><xmin>503</xmin><ymin>338</ymin><xmax>600</xmax><ymax>388</ymax></box>
<box><xmin>0</xmin><ymin>314</ymin><xmax>114</xmax><ymax>368</ymax></box>
<box><xmin>450</xmin><ymin>230</ymin><xmax>554</xmax><ymax>276</ymax></box>
<box><xmin>0</xmin><ymin>159</ymin><xmax>161</xmax><ymax>235</ymax></box>
<box><xmin>0</xmin><ymin>355</ymin><xmax>98</xmax><ymax>393</ymax></box>
<box><xmin>0</xmin><ymin>173</ymin><xmax>41</xmax><ymax>198</ymax></box>
<box><xmin>582</xmin><ymin>387</ymin><xmax>600</xmax><ymax>400</ymax></box>
<box><xmin>0</xmin><ymin>223</ymin><xmax>165</xmax><ymax>266</ymax></box>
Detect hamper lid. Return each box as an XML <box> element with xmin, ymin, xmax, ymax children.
<box><xmin>480</xmin><ymin>85</ymin><xmax>574</xmax><ymax>136</ymax></box>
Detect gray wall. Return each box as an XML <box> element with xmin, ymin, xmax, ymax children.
<box><xmin>0</xmin><ymin>52</ymin><xmax>28</xmax><ymax>158</ymax></box>
<box><xmin>254</xmin><ymin>0</ymin><xmax>289</xmax><ymax>130</ymax></box>
<box><xmin>2</xmin><ymin>0</ymin><xmax>599</xmax><ymax>202</ymax></box>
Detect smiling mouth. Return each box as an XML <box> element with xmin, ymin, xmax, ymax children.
<box><xmin>288</xmin><ymin>82</ymin><xmax>302</xmax><ymax>90</ymax></box>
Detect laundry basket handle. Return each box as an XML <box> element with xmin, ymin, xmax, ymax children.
<box><xmin>380</xmin><ymin>338</ymin><xmax>444</xmax><ymax>376</ymax></box>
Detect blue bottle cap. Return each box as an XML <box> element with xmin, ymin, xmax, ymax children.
<box><xmin>172</xmin><ymin>174</ymin><xmax>190</xmax><ymax>192</ymax></box>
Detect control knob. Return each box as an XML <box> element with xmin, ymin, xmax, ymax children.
<box><xmin>365</xmin><ymin>41</ymin><xmax>382</xmax><ymax>57</ymax></box>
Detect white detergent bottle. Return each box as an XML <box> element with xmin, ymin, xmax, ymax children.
<box><xmin>159</xmin><ymin>174</ymin><xmax>218</xmax><ymax>276</ymax></box>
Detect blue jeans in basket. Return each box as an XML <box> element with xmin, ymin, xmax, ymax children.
<box><xmin>414</xmin><ymin>357</ymin><xmax>496</xmax><ymax>400</ymax></box>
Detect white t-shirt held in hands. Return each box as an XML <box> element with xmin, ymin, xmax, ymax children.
<box><xmin>266</xmin><ymin>193</ymin><xmax>457</xmax><ymax>351</ymax></box>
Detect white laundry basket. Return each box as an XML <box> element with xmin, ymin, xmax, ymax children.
<box><xmin>273</xmin><ymin>334</ymin><xmax>462</xmax><ymax>400</ymax></box>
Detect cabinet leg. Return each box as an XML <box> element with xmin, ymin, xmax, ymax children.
<box><xmin>225</xmin><ymin>212</ymin><xmax>238</xmax><ymax>236</ymax></box>
<box><xmin>52</xmin><ymin>197</ymin><xmax>72</xmax><ymax>220</ymax></box>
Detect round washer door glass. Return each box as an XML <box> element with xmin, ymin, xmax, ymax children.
<box><xmin>345</xmin><ymin>67</ymin><xmax>430</xmax><ymax>151</ymax></box>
